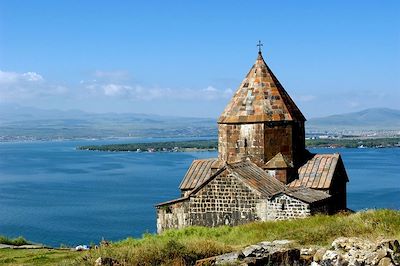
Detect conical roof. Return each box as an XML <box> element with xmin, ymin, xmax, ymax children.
<box><xmin>218</xmin><ymin>52</ymin><xmax>305</xmax><ymax>124</ymax></box>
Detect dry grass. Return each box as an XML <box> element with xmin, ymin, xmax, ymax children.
<box><xmin>72</xmin><ymin>209</ymin><xmax>400</xmax><ymax>265</ymax></box>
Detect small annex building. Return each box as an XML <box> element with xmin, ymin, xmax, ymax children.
<box><xmin>156</xmin><ymin>49</ymin><xmax>349</xmax><ymax>233</ymax></box>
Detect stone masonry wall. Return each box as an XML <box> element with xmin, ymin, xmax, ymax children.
<box><xmin>156</xmin><ymin>201</ymin><xmax>189</xmax><ymax>233</ymax></box>
<box><xmin>267</xmin><ymin>194</ymin><xmax>310</xmax><ymax>220</ymax></box>
<box><xmin>156</xmin><ymin>175</ymin><xmax>326</xmax><ymax>233</ymax></box>
<box><xmin>218</xmin><ymin>123</ymin><xmax>265</xmax><ymax>166</ymax></box>
<box><xmin>188</xmin><ymin>172</ymin><xmax>262</xmax><ymax>227</ymax></box>
<box><xmin>263</xmin><ymin>123</ymin><xmax>293</xmax><ymax>164</ymax></box>
<box><xmin>218</xmin><ymin>121</ymin><xmax>305</xmax><ymax>169</ymax></box>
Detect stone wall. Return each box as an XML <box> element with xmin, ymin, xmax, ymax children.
<box><xmin>267</xmin><ymin>194</ymin><xmax>311</xmax><ymax>220</ymax></box>
<box><xmin>218</xmin><ymin>123</ymin><xmax>265</xmax><ymax>166</ymax></box>
<box><xmin>156</xmin><ymin>172</ymin><xmax>329</xmax><ymax>233</ymax></box>
<box><xmin>218</xmin><ymin>121</ymin><xmax>305</xmax><ymax>169</ymax></box>
<box><xmin>188</xmin><ymin>172</ymin><xmax>262</xmax><ymax>227</ymax></box>
<box><xmin>156</xmin><ymin>201</ymin><xmax>189</xmax><ymax>233</ymax></box>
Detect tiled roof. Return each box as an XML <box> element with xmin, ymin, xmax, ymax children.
<box><xmin>281</xmin><ymin>187</ymin><xmax>331</xmax><ymax>204</ymax></box>
<box><xmin>179</xmin><ymin>158</ymin><xmax>217</xmax><ymax>190</ymax></box>
<box><xmin>264</xmin><ymin>152</ymin><xmax>293</xmax><ymax>169</ymax></box>
<box><xmin>218</xmin><ymin>52</ymin><xmax>305</xmax><ymax>124</ymax></box>
<box><xmin>288</xmin><ymin>153</ymin><xmax>345</xmax><ymax>189</ymax></box>
<box><xmin>227</xmin><ymin>161</ymin><xmax>284</xmax><ymax>198</ymax></box>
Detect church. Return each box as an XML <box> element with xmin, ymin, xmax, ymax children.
<box><xmin>156</xmin><ymin>47</ymin><xmax>349</xmax><ymax>233</ymax></box>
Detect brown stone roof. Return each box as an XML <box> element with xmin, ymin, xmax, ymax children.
<box><xmin>264</xmin><ymin>152</ymin><xmax>294</xmax><ymax>169</ymax></box>
<box><xmin>227</xmin><ymin>160</ymin><xmax>284</xmax><ymax>198</ymax></box>
<box><xmin>288</xmin><ymin>153</ymin><xmax>348</xmax><ymax>189</ymax></box>
<box><xmin>179</xmin><ymin>158</ymin><xmax>217</xmax><ymax>191</ymax></box>
<box><xmin>157</xmin><ymin>157</ymin><xmax>337</xmax><ymax>207</ymax></box>
<box><xmin>218</xmin><ymin>52</ymin><xmax>305</xmax><ymax>124</ymax></box>
<box><xmin>280</xmin><ymin>187</ymin><xmax>331</xmax><ymax>204</ymax></box>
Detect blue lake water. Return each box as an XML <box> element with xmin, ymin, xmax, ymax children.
<box><xmin>0</xmin><ymin>139</ymin><xmax>399</xmax><ymax>247</ymax></box>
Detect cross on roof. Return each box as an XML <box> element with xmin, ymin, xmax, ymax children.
<box><xmin>257</xmin><ymin>40</ymin><xmax>263</xmax><ymax>53</ymax></box>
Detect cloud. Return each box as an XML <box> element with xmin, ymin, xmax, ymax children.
<box><xmin>93</xmin><ymin>70</ymin><xmax>131</xmax><ymax>80</ymax></box>
<box><xmin>84</xmin><ymin>81</ymin><xmax>233</xmax><ymax>101</ymax></box>
<box><xmin>0</xmin><ymin>70</ymin><xmax>66</xmax><ymax>102</ymax></box>
<box><xmin>0</xmin><ymin>70</ymin><xmax>44</xmax><ymax>84</ymax></box>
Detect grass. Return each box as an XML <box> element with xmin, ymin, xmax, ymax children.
<box><xmin>76</xmin><ymin>209</ymin><xmax>400</xmax><ymax>265</ymax></box>
<box><xmin>0</xmin><ymin>249</ymin><xmax>83</xmax><ymax>266</ymax></box>
<box><xmin>1</xmin><ymin>209</ymin><xmax>399</xmax><ymax>265</ymax></box>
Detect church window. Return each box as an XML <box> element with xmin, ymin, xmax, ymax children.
<box><xmin>244</xmin><ymin>138</ymin><xmax>248</xmax><ymax>148</ymax></box>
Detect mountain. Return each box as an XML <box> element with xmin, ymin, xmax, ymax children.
<box><xmin>307</xmin><ymin>108</ymin><xmax>400</xmax><ymax>131</ymax></box>
<box><xmin>0</xmin><ymin>104</ymin><xmax>216</xmax><ymax>140</ymax></box>
<box><xmin>1</xmin><ymin>105</ymin><xmax>399</xmax><ymax>141</ymax></box>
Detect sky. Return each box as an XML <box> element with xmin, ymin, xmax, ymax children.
<box><xmin>0</xmin><ymin>1</ymin><xmax>399</xmax><ymax>119</ymax></box>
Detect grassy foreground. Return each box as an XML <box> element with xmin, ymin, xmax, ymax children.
<box><xmin>1</xmin><ymin>209</ymin><xmax>399</xmax><ymax>265</ymax></box>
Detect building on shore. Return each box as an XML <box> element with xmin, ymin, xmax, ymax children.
<box><xmin>156</xmin><ymin>48</ymin><xmax>349</xmax><ymax>233</ymax></box>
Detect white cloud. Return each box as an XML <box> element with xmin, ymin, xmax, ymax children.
<box><xmin>0</xmin><ymin>70</ymin><xmax>44</xmax><ymax>84</ymax></box>
<box><xmin>84</xmin><ymin>81</ymin><xmax>233</xmax><ymax>101</ymax></box>
<box><xmin>0</xmin><ymin>70</ymin><xmax>65</xmax><ymax>102</ymax></box>
<box><xmin>93</xmin><ymin>70</ymin><xmax>130</xmax><ymax>80</ymax></box>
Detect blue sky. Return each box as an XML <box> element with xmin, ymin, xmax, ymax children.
<box><xmin>0</xmin><ymin>1</ymin><xmax>399</xmax><ymax>118</ymax></box>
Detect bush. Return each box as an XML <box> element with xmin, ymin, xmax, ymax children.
<box><xmin>0</xmin><ymin>236</ymin><xmax>30</xmax><ymax>246</ymax></box>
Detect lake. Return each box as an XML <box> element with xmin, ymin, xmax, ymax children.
<box><xmin>0</xmin><ymin>139</ymin><xmax>399</xmax><ymax>247</ymax></box>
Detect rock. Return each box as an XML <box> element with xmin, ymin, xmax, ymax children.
<box><xmin>94</xmin><ymin>257</ymin><xmax>102</xmax><ymax>266</ymax></box>
<box><xmin>205</xmin><ymin>240</ymin><xmax>299</xmax><ymax>265</ymax></box>
<box><xmin>94</xmin><ymin>257</ymin><xmax>120</xmax><ymax>266</ymax></box>
<box><xmin>271</xmin><ymin>240</ymin><xmax>293</xmax><ymax>246</ymax></box>
<box><xmin>300</xmin><ymin>247</ymin><xmax>317</xmax><ymax>265</ymax></box>
<box><xmin>242</xmin><ymin>245</ymin><xmax>263</xmax><ymax>257</ymax></box>
<box><xmin>321</xmin><ymin>237</ymin><xmax>400</xmax><ymax>266</ymax></box>
<box><xmin>321</xmin><ymin>250</ymin><xmax>345</xmax><ymax>266</ymax></box>
<box><xmin>215</xmin><ymin>251</ymin><xmax>242</xmax><ymax>264</ymax></box>
<box><xmin>378</xmin><ymin>257</ymin><xmax>395</xmax><ymax>266</ymax></box>
<box><xmin>378</xmin><ymin>239</ymin><xmax>400</xmax><ymax>253</ymax></box>
<box><xmin>332</xmin><ymin>237</ymin><xmax>374</xmax><ymax>252</ymax></box>
<box><xmin>313</xmin><ymin>248</ymin><xmax>327</xmax><ymax>262</ymax></box>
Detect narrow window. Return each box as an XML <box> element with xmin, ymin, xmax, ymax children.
<box><xmin>244</xmin><ymin>138</ymin><xmax>248</xmax><ymax>148</ymax></box>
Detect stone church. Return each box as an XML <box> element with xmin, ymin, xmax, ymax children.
<box><xmin>156</xmin><ymin>49</ymin><xmax>349</xmax><ymax>233</ymax></box>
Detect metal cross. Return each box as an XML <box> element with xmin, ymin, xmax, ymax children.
<box><xmin>257</xmin><ymin>40</ymin><xmax>263</xmax><ymax>53</ymax></box>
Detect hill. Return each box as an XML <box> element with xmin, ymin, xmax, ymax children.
<box><xmin>0</xmin><ymin>104</ymin><xmax>216</xmax><ymax>141</ymax></box>
<box><xmin>307</xmin><ymin>108</ymin><xmax>400</xmax><ymax>131</ymax></box>
<box><xmin>1</xmin><ymin>105</ymin><xmax>400</xmax><ymax>141</ymax></box>
<box><xmin>0</xmin><ymin>209</ymin><xmax>399</xmax><ymax>265</ymax></box>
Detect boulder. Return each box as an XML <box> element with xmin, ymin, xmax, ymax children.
<box><xmin>321</xmin><ymin>250</ymin><xmax>345</xmax><ymax>266</ymax></box>
<box><xmin>212</xmin><ymin>239</ymin><xmax>299</xmax><ymax>265</ymax></box>
<box><xmin>215</xmin><ymin>251</ymin><xmax>242</xmax><ymax>264</ymax></box>
<box><xmin>319</xmin><ymin>237</ymin><xmax>400</xmax><ymax>266</ymax></box>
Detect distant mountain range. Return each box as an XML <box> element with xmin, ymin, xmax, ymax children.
<box><xmin>307</xmin><ymin>108</ymin><xmax>400</xmax><ymax>131</ymax></box>
<box><xmin>0</xmin><ymin>104</ymin><xmax>399</xmax><ymax>141</ymax></box>
<box><xmin>0</xmin><ymin>104</ymin><xmax>216</xmax><ymax>140</ymax></box>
